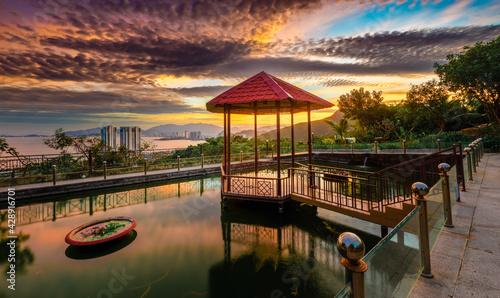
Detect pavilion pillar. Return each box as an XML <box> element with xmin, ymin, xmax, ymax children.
<box><xmin>254</xmin><ymin>104</ymin><xmax>258</xmax><ymax>176</ymax></box>
<box><xmin>227</xmin><ymin>107</ymin><xmax>231</xmax><ymax>177</ymax></box>
<box><xmin>307</xmin><ymin>102</ymin><xmax>312</xmax><ymax>165</ymax></box>
<box><xmin>223</xmin><ymin>106</ymin><xmax>227</xmax><ymax>172</ymax></box>
<box><xmin>291</xmin><ymin>102</ymin><xmax>295</xmax><ymax>167</ymax></box>
<box><xmin>307</xmin><ymin>102</ymin><xmax>313</xmax><ymax>188</ymax></box>
<box><xmin>276</xmin><ymin>101</ymin><xmax>281</xmax><ymax>196</ymax></box>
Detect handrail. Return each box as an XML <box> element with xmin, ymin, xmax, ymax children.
<box><xmin>370</xmin><ymin>145</ymin><xmax>457</xmax><ymax>177</ymax></box>
<box><xmin>290</xmin><ymin>167</ymin><xmax>371</xmax><ymax>182</ymax></box>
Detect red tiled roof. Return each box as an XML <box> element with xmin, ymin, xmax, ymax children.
<box><xmin>206</xmin><ymin>71</ymin><xmax>333</xmax><ymax>114</ymax></box>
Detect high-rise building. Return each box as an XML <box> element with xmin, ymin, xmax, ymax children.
<box><xmin>119</xmin><ymin>126</ymin><xmax>141</xmax><ymax>151</ymax></box>
<box><xmin>183</xmin><ymin>131</ymin><xmax>189</xmax><ymax>139</ymax></box>
<box><xmin>189</xmin><ymin>131</ymin><xmax>201</xmax><ymax>140</ymax></box>
<box><xmin>101</xmin><ymin>125</ymin><xmax>117</xmax><ymax>150</ymax></box>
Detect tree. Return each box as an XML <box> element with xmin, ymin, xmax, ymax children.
<box><xmin>405</xmin><ymin>80</ymin><xmax>454</xmax><ymax>133</ymax></box>
<box><xmin>337</xmin><ymin>88</ymin><xmax>384</xmax><ymax>134</ymax></box>
<box><xmin>434</xmin><ymin>36</ymin><xmax>500</xmax><ymax>122</ymax></box>
<box><xmin>325</xmin><ymin>118</ymin><xmax>350</xmax><ymax>141</ymax></box>
<box><xmin>0</xmin><ymin>138</ymin><xmax>20</xmax><ymax>157</ymax></box>
<box><xmin>44</xmin><ymin>128</ymin><xmax>104</xmax><ymax>160</ymax></box>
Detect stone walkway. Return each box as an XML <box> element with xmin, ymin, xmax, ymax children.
<box><xmin>410</xmin><ymin>153</ymin><xmax>500</xmax><ymax>297</ymax></box>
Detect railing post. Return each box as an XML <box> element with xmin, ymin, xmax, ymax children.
<box><xmin>438</xmin><ymin>163</ymin><xmax>453</xmax><ymax>227</ymax></box>
<box><xmin>336</xmin><ymin>232</ymin><xmax>368</xmax><ymax>298</ymax></box>
<box><xmin>403</xmin><ymin>139</ymin><xmax>407</xmax><ymax>154</ymax></box>
<box><xmin>464</xmin><ymin>147</ymin><xmax>473</xmax><ymax>180</ymax></box>
<box><xmin>351</xmin><ymin>142</ymin><xmax>354</xmax><ymax>154</ymax></box>
<box><xmin>103</xmin><ymin>161</ymin><xmax>107</xmax><ymax>179</ymax></box>
<box><xmin>88</xmin><ymin>149</ymin><xmax>93</xmax><ymax>176</ymax></box>
<box><xmin>412</xmin><ymin>182</ymin><xmax>433</xmax><ymax>278</ymax></box>
<box><xmin>201</xmin><ymin>154</ymin><xmax>204</xmax><ymax>168</ymax></box>
<box><xmin>458</xmin><ymin>141</ymin><xmax>466</xmax><ymax>192</ymax></box>
<box><xmin>266</xmin><ymin>140</ymin><xmax>269</xmax><ymax>156</ymax></box>
<box><xmin>437</xmin><ymin>139</ymin><xmax>441</xmax><ymax>151</ymax></box>
<box><xmin>469</xmin><ymin>143</ymin><xmax>476</xmax><ymax>173</ymax></box>
<box><xmin>474</xmin><ymin>140</ymin><xmax>480</xmax><ymax>166</ymax></box>
<box><xmin>52</xmin><ymin>165</ymin><xmax>57</xmax><ymax>186</ymax></box>
<box><xmin>240</xmin><ymin>150</ymin><xmax>243</xmax><ymax>163</ymax></box>
<box><xmin>331</xmin><ymin>142</ymin><xmax>334</xmax><ymax>153</ymax></box>
<box><xmin>374</xmin><ymin>141</ymin><xmax>378</xmax><ymax>154</ymax></box>
<box><xmin>478</xmin><ymin>138</ymin><xmax>484</xmax><ymax>157</ymax></box>
<box><xmin>177</xmin><ymin>155</ymin><xmax>180</xmax><ymax>171</ymax></box>
<box><xmin>271</xmin><ymin>146</ymin><xmax>274</xmax><ymax>159</ymax></box>
<box><xmin>144</xmin><ymin>158</ymin><xmax>147</xmax><ymax>175</ymax></box>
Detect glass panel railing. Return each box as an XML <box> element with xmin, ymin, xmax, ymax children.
<box><xmin>362</xmin><ymin>205</ymin><xmax>421</xmax><ymax>297</ymax></box>
<box><xmin>425</xmin><ymin>174</ymin><xmax>445</xmax><ymax>249</ymax></box>
<box><xmin>463</xmin><ymin>156</ymin><xmax>470</xmax><ymax>182</ymax></box>
<box><xmin>334</xmin><ymin>282</ymin><xmax>352</xmax><ymax>298</ymax></box>
<box><xmin>449</xmin><ymin>165</ymin><xmax>459</xmax><ymax>207</ymax></box>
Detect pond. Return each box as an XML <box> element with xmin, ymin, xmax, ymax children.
<box><xmin>0</xmin><ymin>174</ymin><xmax>383</xmax><ymax>298</ymax></box>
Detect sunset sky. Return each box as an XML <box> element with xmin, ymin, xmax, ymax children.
<box><xmin>1</xmin><ymin>0</ymin><xmax>499</xmax><ymax>135</ymax></box>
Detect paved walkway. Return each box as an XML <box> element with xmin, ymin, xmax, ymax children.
<box><xmin>410</xmin><ymin>153</ymin><xmax>500</xmax><ymax>297</ymax></box>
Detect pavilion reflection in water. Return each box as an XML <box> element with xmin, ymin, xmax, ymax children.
<box><xmin>210</xmin><ymin>203</ymin><xmax>386</xmax><ymax>297</ymax></box>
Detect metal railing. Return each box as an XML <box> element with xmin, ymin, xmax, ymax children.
<box><xmin>287</xmin><ymin>144</ymin><xmax>464</xmax><ymax>213</ymax></box>
<box><xmin>221</xmin><ymin>163</ymin><xmax>291</xmax><ymax>200</ymax></box>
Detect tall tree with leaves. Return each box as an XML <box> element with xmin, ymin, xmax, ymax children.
<box><xmin>405</xmin><ymin>80</ymin><xmax>453</xmax><ymax>133</ymax></box>
<box><xmin>434</xmin><ymin>36</ymin><xmax>500</xmax><ymax>122</ymax></box>
<box><xmin>337</xmin><ymin>88</ymin><xmax>384</xmax><ymax>134</ymax></box>
<box><xmin>325</xmin><ymin>118</ymin><xmax>350</xmax><ymax>141</ymax></box>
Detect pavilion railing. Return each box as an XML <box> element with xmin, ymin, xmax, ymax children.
<box><xmin>289</xmin><ymin>144</ymin><xmax>464</xmax><ymax>212</ymax></box>
<box><xmin>221</xmin><ymin>164</ymin><xmax>291</xmax><ymax>200</ymax></box>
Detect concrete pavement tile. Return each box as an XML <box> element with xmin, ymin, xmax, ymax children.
<box><xmin>432</xmin><ymin>231</ymin><xmax>467</xmax><ymax>260</ymax></box>
<box><xmin>413</xmin><ymin>252</ymin><xmax>462</xmax><ymax>296</ymax></box>
<box><xmin>459</xmin><ymin>247</ymin><xmax>500</xmax><ymax>287</ymax></box>
<box><xmin>445</xmin><ymin>216</ymin><xmax>472</xmax><ymax>237</ymax></box>
<box><xmin>451</xmin><ymin>203</ymin><xmax>475</xmax><ymax>219</ymax></box>
<box><xmin>454</xmin><ymin>276</ymin><xmax>500</xmax><ymax>297</ymax></box>
<box><xmin>468</xmin><ymin>228</ymin><xmax>500</xmax><ymax>256</ymax></box>
<box><xmin>409</xmin><ymin>282</ymin><xmax>450</xmax><ymax>298</ymax></box>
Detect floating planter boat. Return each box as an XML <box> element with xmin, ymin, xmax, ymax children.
<box><xmin>65</xmin><ymin>216</ymin><xmax>137</xmax><ymax>246</ymax></box>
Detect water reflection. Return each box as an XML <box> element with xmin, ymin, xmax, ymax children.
<box><xmin>210</xmin><ymin>202</ymin><xmax>381</xmax><ymax>297</ymax></box>
<box><xmin>0</xmin><ymin>174</ymin><xmax>417</xmax><ymax>297</ymax></box>
<box><xmin>0</xmin><ymin>211</ymin><xmax>35</xmax><ymax>277</ymax></box>
<box><xmin>9</xmin><ymin>176</ymin><xmax>220</xmax><ymax>226</ymax></box>
<box><xmin>65</xmin><ymin>230</ymin><xmax>138</xmax><ymax>260</ymax></box>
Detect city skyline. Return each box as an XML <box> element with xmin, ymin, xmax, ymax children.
<box><xmin>1</xmin><ymin>0</ymin><xmax>499</xmax><ymax>135</ymax></box>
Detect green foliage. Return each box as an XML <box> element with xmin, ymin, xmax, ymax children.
<box><xmin>44</xmin><ymin>128</ymin><xmax>73</xmax><ymax>152</ymax></box>
<box><xmin>405</xmin><ymin>80</ymin><xmax>456</xmax><ymax>132</ymax></box>
<box><xmin>434</xmin><ymin>36</ymin><xmax>500</xmax><ymax>122</ymax></box>
<box><xmin>325</xmin><ymin>118</ymin><xmax>350</xmax><ymax>141</ymax></box>
<box><xmin>337</xmin><ymin>87</ymin><xmax>386</xmax><ymax>134</ymax></box>
<box><xmin>0</xmin><ymin>138</ymin><xmax>20</xmax><ymax>157</ymax></box>
<box><xmin>482</xmin><ymin>135</ymin><xmax>500</xmax><ymax>152</ymax></box>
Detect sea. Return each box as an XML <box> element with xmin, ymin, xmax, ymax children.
<box><xmin>1</xmin><ymin>137</ymin><xmax>206</xmax><ymax>156</ymax></box>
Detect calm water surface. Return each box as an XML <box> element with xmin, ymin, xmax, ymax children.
<box><xmin>0</xmin><ymin>175</ymin><xmax>382</xmax><ymax>298</ymax></box>
<box><xmin>2</xmin><ymin>137</ymin><xmax>205</xmax><ymax>155</ymax></box>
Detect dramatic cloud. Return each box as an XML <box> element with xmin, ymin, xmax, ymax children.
<box><xmin>0</xmin><ymin>0</ymin><xmax>499</xmax><ymax>133</ymax></box>
<box><xmin>0</xmin><ymin>87</ymin><xmax>203</xmax><ymax>114</ymax></box>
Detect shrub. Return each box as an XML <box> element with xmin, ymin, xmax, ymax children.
<box><xmin>482</xmin><ymin>135</ymin><xmax>500</xmax><ymax>152</ymax></box>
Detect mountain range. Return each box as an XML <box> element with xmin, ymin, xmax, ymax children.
<box><xmin>30</xmin><ymin>112</ymin><xmax>345</xmax><ymax>139</ymax></box>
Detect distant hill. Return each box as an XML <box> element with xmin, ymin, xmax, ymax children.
<box><xmin>235</xmin><ymin>125</ymin><xmax>287</xmax><ymax>138</ymax></box>
<box><xmin>143</xmin><ymin>123</ymin><xmax>222</xmax><ymax>137</ymax></box>
<box><xmin>260</xmin><ymin>110</ymin><xmax>346</xmax><ymax>141</ymax></box>
<box><xmin>65</xmin><ymin>127</ymin><xmax>102</xmax><ymax>136</ymax></box>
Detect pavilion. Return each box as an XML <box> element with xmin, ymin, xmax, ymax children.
<box><xmin>206</xmin><ymin>71</ymin><xmax>333</xmax><ymax>205</ymax></box>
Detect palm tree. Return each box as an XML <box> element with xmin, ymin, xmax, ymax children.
<box><xmin>325</xmin><ymin>118</ymin><xmax>350</xmax><ymax>142</ymax></box>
